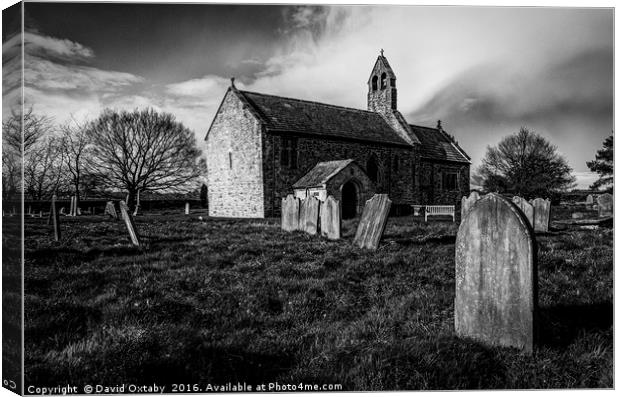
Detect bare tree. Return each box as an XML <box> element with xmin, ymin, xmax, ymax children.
<box><xmin>2</xmin><ymin>107</ymin><xmax>55</xmax><ymax>198</ymax></box>
<box><xmin>23</xmin><ymin>135</ymin><xmax>66</xmax><ymax>200</ymax></box>
<box><xmin>88</xmin><ymin>108</ymin><xmax>205</xmax><ymax>211</ymax></box>
<box><xmin>60</xmin><ymin>117</ymin><xmax>93</xmax><ymax>214</ymax></box>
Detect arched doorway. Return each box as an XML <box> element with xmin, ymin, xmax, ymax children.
<box><xmin>342</xmin><ymin>180</ymin><xmax>359</xmax><ymax>219</ymax></box>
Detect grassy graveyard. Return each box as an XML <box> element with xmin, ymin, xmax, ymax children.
<box><xmin>20</xmin><ymin>207</ymin><xmax>612</xmax><ymax>390</ymax></box>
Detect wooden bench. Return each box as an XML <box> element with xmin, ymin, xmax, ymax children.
<box><xmin>424</xmin><ymin>205</ymin><xmax>455</xmax><ymax>222</ymax></box>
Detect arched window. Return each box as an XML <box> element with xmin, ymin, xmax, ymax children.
<box><xmin>367</xmin><ymin>156</ymin><xmax>379</xmax><ymax>184</ymax></box>
<box><xmin>371</xmin><ymin>75</ymin><xmax>378</xmax><ymax>91</ymax></box>
<box><xmin>380</xmin><ymin>73</ymin><xmax>387</xmax><ymax>89</ymax></box>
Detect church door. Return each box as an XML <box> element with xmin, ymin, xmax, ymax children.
<box><xmin>341</xmin><ymin>181</ymin><xmax>358</xmax><ymax>219</ymax></box>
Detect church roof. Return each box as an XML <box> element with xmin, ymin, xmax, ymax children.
<box><xmin>236</xmin><ymin>90</ymin><xmax>411</xmax><ymax>147</ymax></box>
<box><xmin>293</xmin><ymin>159</ymin><xmax>356</xmax><ymax>188</ymax></box>
<box><xmin>409</xmin><ymin>124</ymin><xmax>471</xmax><ymax>163</ymax></box>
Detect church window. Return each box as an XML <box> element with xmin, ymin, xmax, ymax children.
<box><xmin>380</xmin><ymin>73</ymin><xmax>387</xmax><ymax>89</ymax></box>
<box><xmin>390</xmin><ymin>78</ymin><xmax>396</xmax><ymax>87</ymax></box>
<box><xmin>367</xmin><ymin>156</ymin><xmax>379</xmax><ymax>183</ymax></box>
<box><xmin>281</xmin><ymin>137</ymin><xmax>298</xmax><ymax>169</ymax></box>
<box><xmin>371</xmin><ymin>75</ymin><xmax>378</xmax><ymax>91</ymax></box>
<box><xmin>442</xmin><ymin>171</ymin><xmax>458</xmax><ymax>191</ymax></box>
<box><xmin>392</xmin><ymin>155</ymin><xmax>399</xmax><ymax>173</ymax></box>
<box><xmin>228</xmin><ymin>152</ymin><xmax>233</xmax><ymax>169</ymax></box>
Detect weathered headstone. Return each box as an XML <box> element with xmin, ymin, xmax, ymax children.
<box><xmin>104</xmin><ymin>201</ymin><xmax>118</xmax><ymax>219</ymax></box>
<box><xmin>60</xmin><ymin>207</ymin><xmax>66</xmax><ymax>215</ymax></box>
<box><xmin>299</xmin><ymin>196</ymin><xmax>320</xmax><ymax>235</ymax></box>
<box><xmin>50</xmin><ymin>194</ymin><xmax>61</xmax><ymax>241</ymax></box>
<box><xmin>585</xmin><ymin>194</ymin><xmax>594</xmax><ymax>206</ymax></box>
<box><xmin>461</xmin><ymin>191</ymin><xmax>481</xmax><ymax>219</ymax></box>
<box><xmin>185</xmin><ymin>202</ymin><xmax>190</xmax><ymax>215</ymax></box>
<box><xmin>353</xmin><ymin>194</ymin><xmax>392</xmax><ymax>250</ymax></box>
<box><xmin>119</xmin><ymin>201</ymin><xmax>140</xmax><ymax>246</ymax></box>
<box><xmin>68</xmin><ymin>196</ymin><xmax>75</xmax><ymax>216</ymax></box>
<box><xmin>597</xmin><ymin>193</ymin><xmax>613</xmax><ymax>217</ymax></box>
<box><xmin>320</xmin><ymin>195</ymin><xmax>341</xmax><ymax>240</ymax></box>
<box><xmin>512</xmin><ymin>196</ymin><xmax>534</xmax><ymax>227</ymax></box>
<box><xmin>281</xmin><ymin>194</ymin><xmax>300</xmax><ymax>232</ymax></box>
<box><xmin>530</xmin><ymin>198</ymin><xmax>550</xmax><ymax>232</ymax></box>
<box><xmin>455</xmin><ymin>193</ymin><xmax>537</xmax><ymax>353</ymax></box>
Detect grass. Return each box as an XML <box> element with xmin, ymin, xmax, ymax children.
<box><xmin>21</xmin><ymin>207</ymin><xmax>613</xmax><ymax>390</ymax></box>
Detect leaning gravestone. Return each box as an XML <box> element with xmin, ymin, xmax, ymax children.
<box><xmin>455</xmin><ymin>193</ymin><xmax>537</xmax><ymax>353</ymax></box>
<box><xmin>353</xmin><ymin>194</ymin><xmax>392</xmax><ymax>250</ymax></box>
<box><xmin>104</xmin><ymin>201</ymin><xmax>118</xmax><ymax>220</ymax></box>
<box><xmin>281</xmin><ymin>195</ymin><xmax>300</xmax><ymax>232</ymax></box>
<box><xmin>512</xmin><ymin>196</ymin><xmax>534</xmax><ymax>227</ymax></box>
<box><xmin>530</xmin><ymin>198</ymin><xmax>551</xmax><ymax>232</ymax></box>
<box><xmin>119</xmin><ymin>201</ymin><xmax>140</xmax><ymax>246</ymax></box>
<box><xmin>597</xmin><ymin>193</ymin><xmax>613</xmax><ymax>217</ymax></box>
<box><xmin>299</xmin><ymin>196</ymin><xmax>320</xmax><ymax>235</ymax></box>
<box><xmin>320</xmin><ymin>195</ymin><xmax>341</xmax><ymax>240</ymax></box>
<box><xmin>461</xmin><ymin>191</ymin><xmax>481</xmax><ymax>219</ymax></box>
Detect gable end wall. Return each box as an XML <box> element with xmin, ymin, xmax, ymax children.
<box><xmin>206</xmin><ymin>90</ymin><xmax>264</xmax><ymax>217</ymax></box>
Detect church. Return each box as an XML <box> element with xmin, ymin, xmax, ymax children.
<box><xmin>205</xmin><ymin>52</ymin><xmax>471</xmax><ymax>218</ymax></box>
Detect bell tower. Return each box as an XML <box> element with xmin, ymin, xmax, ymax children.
<box><xmin>367</xmin><ymin>49</ymin><xmax>397</xmax><ymax>113</ymax></box>
<box><xmin>366</xmin><ymin>50</ymin><xmax>416</xmax><ymax>145</ymax></box>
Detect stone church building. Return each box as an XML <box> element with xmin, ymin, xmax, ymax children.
<box><xmin>205</xmin><ymin>52</ymin><xmax>470</xmax><ymax>218</ymax></box>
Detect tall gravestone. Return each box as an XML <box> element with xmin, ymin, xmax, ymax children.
<box><xmin>300</xmin><ymin>196</ymin><xmax>320</xmax><ymax>235</ymax></box>
<box><xmin>455</xmin><ymin>193</ymin><xmax>537</xmax><ymax>353</ymax></box>
<box><xmin>512</xmin><ymin>196</ymin><xmax>534</xmax><ymax>228</ymax></box>
<box><xmin>281</xmin><ymin>195</ymin><xmax>300</xmax><ymax>232</ymax></box>
<box><xmin>585</xmin><ymin>194</ymin><xmax>594</xmax><ymax>207</ymax></box>
<box><xmin>530</xmin><ymin>198</ymin><xmax>550</xmax><ymax>232</ymax></box>
<box><xmin>50</xmin><ymin>194</ymin><xmax>61</xmax><ymax>241</ymax></box>
<box><xmin>353</xmin><ymin>194</ymin><xmax>391</xmax><ymax>250</ymax></box>
<box><xmin>597</xmin><ymin>193</ymin><xmax>613</xmax><ymax>217</ymax></box>
<box><xmin>320</xmin><ymin>195</ymin><xmax>341</xmax><ymax>240</ymax></box>
<box><xmin>461</xmin><ymin>191</ymin><xmax>481</xmax><ymax>219</ymax></box>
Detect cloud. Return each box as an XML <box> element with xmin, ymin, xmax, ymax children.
<box><xmin>3</xmin><ymin>31</ymin><xmax>145</xmax><ymax>122</ymax></box>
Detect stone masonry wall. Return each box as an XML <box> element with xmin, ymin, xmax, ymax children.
<box><xmin>419</xmin><ymin>159</ymin><xmax>470</xmax><ymax>206</ymax></box>
<box><xmin>205</xmin><ymin>89</ymin><xmax>265</xmax><ymax>217</ymax></box>
<box><xmin>262</xmin><ymin>133</ymin><xmax>416</xmax><ymax>217</ymax></box>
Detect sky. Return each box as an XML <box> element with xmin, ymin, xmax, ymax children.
<box><xmin>1</xmin><ymin>1</ymin><xmax>614</xmax><ymax>189</ymax></box>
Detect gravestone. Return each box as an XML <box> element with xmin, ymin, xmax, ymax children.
<box><xmin>320</xmin><ymin>195</ymin><xmax>340</xmax><ymax>240</ymax></box>
<box><xmin>461</xmin><ymin>191</ymin><xmax>481</xmax><ymax>219</ymax></box>
<box><xmin>455</xmin><ymin>193</ymin><xmax>537</xmax><ymax>353</ymax></box>
<box><xmin>530</xmin><ymin>198</ymin><xmax>551</xmax><ymax>233</ymax></box>
<box><xmin>597</xmin><ymin>193</ymin><xmax>613</xmax><ymax>217</ymax></box>
<box><xmin>299</xmin><ymin>196</ymin><xmax>320</xmax><ymax>235</ymax></box>
<box><xmin>585</xmin><ymin>194</ymin><xmax>594</xmax><ymax>206</ymax></box>
<box><xmin>104</xmin><ymin>201</ymin><xmax>118</xmax><ymax>219</ymax></box>
<box><xmin>119</xmin><ymin>201</ymin><xmax>140</xmax><ymax>246</ymax></box>
<box><xmin>281</xmin><ymin>194</ymin><xmax>300</xmax><ymax>232</ymax></box>
<box><xmin>50</xmin><ymin>194</ymin><xmax>61</xmax><ymax>241</ymax></box>
<box><xmin>512</xmin><ymin>196</ymin><xmax>534</xmax><ymax>227</ymax></box>
<box><xmin>353</xmin><ymin>194</ymin><xmax>392</xmax><ymax>250</ymax></box>
<box><xmin>60</xmin><ymin>207</ymin><xmax>66</xmax><ymax>215</ymax></box>
<box><xmin>185</xmin><ymin>202</ymin><xmax>190</xmax><ymax>215</ymax></box>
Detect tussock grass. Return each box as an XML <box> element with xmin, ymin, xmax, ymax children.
<box><xmin>23</xmin><ymin>209</ymin><xmax>612</xmax><ymax>389</ymax></box>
